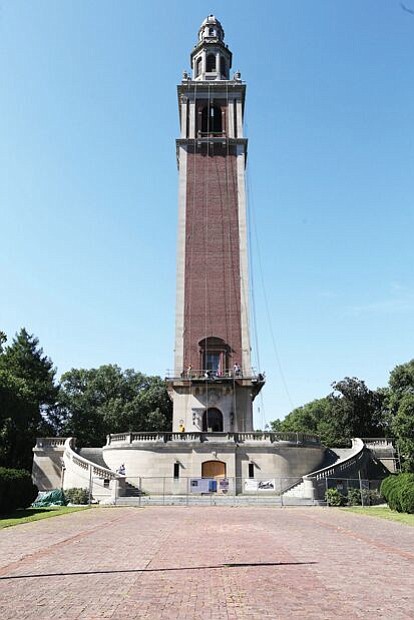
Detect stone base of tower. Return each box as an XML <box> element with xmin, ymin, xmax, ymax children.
<box><xmin>33</xmin><ymin>434</ymin><xmax>391</xmax><ymax>502</ymax></box>
<box><xmin>167</xmin><ymin>374</ymin><xmax>265</xmax><ymax>433</ymax></box>
<box><xmin>102</xmin><ymin>432</ymin><xmax>326</xmax><ymax>495</ymax></box>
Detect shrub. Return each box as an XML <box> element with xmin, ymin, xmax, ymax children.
<box><xmin>363</xmin><ymin>489</ymin><xmax>382</xmax><ymax>506</ymax></box>
<box><xmin>325</xmin><ymin>488</ymin><xmax>346</xmax><ymax>506</ymax></box>
<box><xmin>347</xmin><ymin>488</ymin><xmax>362</xmax><ymax>506</ymax></box>
<box><xmin>0</xmin><ymin>467</ymin><xmax>38</xmax><ymax>514</ymax></box>
<box><xmin>64</xmin><ymin>488</ymin><xmax>90</xmax><ymax>505</ymax></box>
<box><xmin>399</xmin><ymin>478</ymin><xmax>414</xmax><ymax>514</ymax></box>
<box><xmin>380</xmin><ymin>473</ymin><xmax>414</xmax><ymax>513</ymax></box>
<box><xmin>380</xmin><ymin>475</ymin><xmax>397</xmax><ymax>502</ymax></box>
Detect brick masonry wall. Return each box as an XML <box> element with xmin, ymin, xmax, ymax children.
<box><xmin>183</xmin><ymin>143</ymin><xmax>242</xmax><ymax>370</ymax></box>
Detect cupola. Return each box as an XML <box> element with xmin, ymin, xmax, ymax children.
<box><xmin>191</xmin><ymin>15</ymin><xmax>232</xmax><ymax>81</ymax></box>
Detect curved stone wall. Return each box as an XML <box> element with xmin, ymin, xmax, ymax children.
<box><xmin>102</xmin><ymin>432</ymin><xmax>326</xmax><ymax>493</ymax></box>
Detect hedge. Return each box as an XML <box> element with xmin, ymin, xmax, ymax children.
<box><xmin>380</xmin><ymin>473</ymin><xmax>414</xmax><ymax>514</ymax></box>
<box><xmin>0</xmin><ymin>467</ymin><xmax>38</xmax><ymax>515</ymax></box>
<box><xmin>64</xmin><ymin>488</ymin><xmax>89</xmax><ymax>505</ymax></box>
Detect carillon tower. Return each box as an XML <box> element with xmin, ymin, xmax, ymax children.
<box><xmin>33</xmin><ymin>16</ymin><xmax>331</xmax><ymax>499</ymax></box>
<box><xmin>169</xmin><ymin>16</ymin><xmax>264</xmax><ymax>433</ymax></box>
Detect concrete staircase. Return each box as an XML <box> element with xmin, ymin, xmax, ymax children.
<box><xmin>283</xmin><ymin>439</ymin><xmax>367</xmax><ymax>501</ymax></box>
<box><xmin>78</xmin><ymin>447</ymin><xmax>108</xmax><ymax>469</ymax></box>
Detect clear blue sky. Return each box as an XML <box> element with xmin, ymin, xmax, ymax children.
<box><xmin>2</xmin><ymin>1</ymin><xmax>414</xmax><ymax>427</ymax></box>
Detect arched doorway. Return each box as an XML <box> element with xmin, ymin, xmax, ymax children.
<box><xmin>202</xmin><ymin>460</ymin><xmax>226</xmax><ymax>479</ymax></box>
<box><xmin>202</xmin><ymin>408</ymin><xmax>223</xmax><ymax>432</ymax></box>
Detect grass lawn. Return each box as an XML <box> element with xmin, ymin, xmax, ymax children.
<box><xmin>343</xmin><ymin>506</ymin><xmax>414</xmax><ymax>526</ymax></box>
<box><xmin>0</xmin><ymin>506</ymin><xmax>91</xmax><ymax>529</ymax></box>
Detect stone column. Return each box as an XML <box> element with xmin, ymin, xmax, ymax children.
<box><xmin>188</xmin><ymin>100</ymin><xmax>195</xmax><ymax>138</ymax></box>
<box><xmin>236</xmin><ymin>98</ymin><xmax>243</xmax><ymax>138</ymax></box>
<box><xmin>227</xmin><ymin>99</ymin><xmax>234</xmax><ymax>138</ymax></box>
<box><xmin>180</xmin><ymin>97</ymin><xmax>188</xmax><ymax>139</ymax></box>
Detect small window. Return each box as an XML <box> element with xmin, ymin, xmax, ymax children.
<box><xmin>209</xmin><ymin>27</ymin><xmax>215</xmax><ymax>36</ymax></box>
<box><xmin>173</xmin><ymin>463</ymin><xmax>180</xmax><ymax>479</ymax></box>
<box><xmin>206</xmin><ymin>54</ymin><xmax>216</xmax><ymax>73</ymax></box>
<box><xmin>206</xmin><ymin>352</ymin><xmax>220</xmax><ymax>373</ymax></box>
<box><xmin>248</xmin><ymin>463</ymin><xmax>255</xmax><ymax>478</ymax></box>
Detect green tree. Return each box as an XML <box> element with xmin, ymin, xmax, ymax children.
<box><xmin>0</xmin><ymin>331</ymin><xmax>7</xmax><ymax>353</ymax></box>
<box><xmin>271</xmin><ymin>398</ymin><xmax>329</xmax><ymax>433</ymax></box>
<box><xmin>391</xmin><ymin>394</ymin><xmax>414</xmax><ymax>472</ymax></box>
<box><xmin>0</xmin><ymin>328</ymin><xmax>59</xmax><ymax>409</ymax></box>
<box><xmin>0</xmin><ymin>369</ymin><xmax>39</xmax><ymax>469</ymax></box>
<box><xmin>271</xmin><ymin>378</ymin><xmax>386</xmax><ymax>447</ymax></box>
<box><xmin>328</xmin><ymin>377</ymin><xmax>386</xmax><ymax>441</ymax></box>
<box><xmin>59</xmin><ymin>365</ymin><xmax>172</xmax><ymax>446</ymax></box>
<box><xmin>0</xmin><ymin>329</ymin><xmax>59</xmax><ymax>469</ymax></box>
<box><xmin>270</xmin><ymin>397</ymin><xmax>344</xmax><ymax>446</ymax></box>
<box><xmin>387</xmin><ymin>360</ymin><xmax>414</xmax><ymax>472</ymax></box>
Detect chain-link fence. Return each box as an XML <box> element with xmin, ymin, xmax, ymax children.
<box><xmin>90</xmin><ymin>475</ymin><xmax>384</xmax><ymax>507</ymax></box>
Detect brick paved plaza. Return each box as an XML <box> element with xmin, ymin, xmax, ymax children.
<box><xmin>0</xmin><ymin>507</ymin><xmax>413</xmax><ymax>619</ymax></box>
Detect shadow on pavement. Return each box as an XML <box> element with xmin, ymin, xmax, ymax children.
<box><xmin>0</xmin><ymin>561</ymin><xmax>317</xmax><ymax>580</ymax></box>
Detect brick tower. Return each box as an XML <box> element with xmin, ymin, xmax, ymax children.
<box><xmin>169</xmin><ymin>16</ymin><xmax>264</xmax><ymax>433</ymax></box>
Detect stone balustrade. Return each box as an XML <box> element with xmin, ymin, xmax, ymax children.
<box><xmin>64</xmin><ymin>438</ymin><xmax>119</xmax><ymax>480</ymax></box>
<box><xmin>310</xmin><ymin>439</ymin><xmax>365</xmax><ymax>482</ymax></box>
<box><xmin>298</xmin><ymin>438</ymin><xmax>367</xmax><ymax>500</ymax></box>
<box><xmin>362</xmin><ymin>438</ymin><xmax>395</xmax><ymax>449</ymax></box>
<box><xmin>34</xmin><ymin>437</ymin><xmax>68</xmax><ymax>450</ymax></box>
<box><xmin>105</xmin><ymin>431</ymin><xmax>321</xmax><ymax>447</ymax></box>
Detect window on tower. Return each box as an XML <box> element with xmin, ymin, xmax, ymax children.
<box><xmin>206</xmin><ymin>54</ymin><xmax>216</xmax><ymax>72</ymax></box>
<box><xmin>196</xmin><ymin>56</ymin><xmax>202</xmax><ymax>77</ymax></box>
<box><xmin>199</xmin><ymin>336</ymin><xmax>230</xmax><ymax>375</ymax></box>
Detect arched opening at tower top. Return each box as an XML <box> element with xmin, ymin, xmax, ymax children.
<box><xmin>206</xmin><ymin>53</ymin><xmax>216</xmax><ymax>72</ymax></box>
<box><xmin>200</xmin><ymin>105</ymin><xmax>222</xmax><ymax>134</ymax></box>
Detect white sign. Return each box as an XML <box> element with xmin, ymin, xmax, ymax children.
<box><xmin>244</xmin><ymin>479</ymin><xmax>276</xmax><ymax>492</ymax></box>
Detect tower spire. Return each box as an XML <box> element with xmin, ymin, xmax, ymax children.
<box><xmin>191</xmin><ymin>15</ymin><xmax>232</xmax><ymax>81</ymax></box>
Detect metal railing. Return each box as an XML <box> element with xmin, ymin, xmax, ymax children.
<box><xmin>88</xmin><ymin>475</ymin><xmax>384</xmax><ymax>508</ymax></box>
<box><xmin>165</xmin><ymin>368</ymin><xmax>265</xmax><ymax>381</ymax></box>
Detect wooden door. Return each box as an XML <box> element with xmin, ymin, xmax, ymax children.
<box><xmin>202</xmin><ymin>460</ymin><xmax>226</xmax><ymax>478</ymax></box>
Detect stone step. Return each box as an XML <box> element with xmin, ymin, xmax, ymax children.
<box><xmin>114</xmin><ymin>495</ymin><xmax>318</xmax><ymax>507</ymax></box>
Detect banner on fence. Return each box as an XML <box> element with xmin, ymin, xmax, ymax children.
<box><xmin>244</xmin><ymin>479</ymin><xmax>276</xmax><ymax>492</ymax></box>
<box><xmin>219</xmin><ymin>478</ymin><xmax>229</xmax><ymax>493</ymax></box>
<box><xmin>190</xmin><ymin>478</ymin><xmax>217</xmax><ymax>493</ymax></box>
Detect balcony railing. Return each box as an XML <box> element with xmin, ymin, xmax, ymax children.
<box><xmin>197</xmin><ymin>131</ymin><xmax>226</xmax><ymax>137</ymax></box>
<box><xmin>165</xmin><ymin>368</ymin><xmax>265</xmax><ymax>382</ymax></box>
